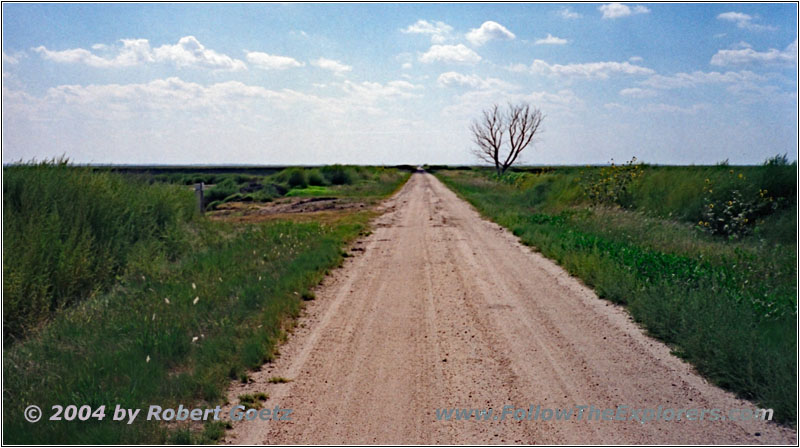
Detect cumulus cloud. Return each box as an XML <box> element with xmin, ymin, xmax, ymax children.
<box><xmin>619</xmin><ymin>87</ymin><xmax>657</xmax><ymax>98</ymax></box>
<box><xmin>465</xmin><ymin>21</ymin><xmax>515</xmax><ymax>46</ymax></box>
<box><xmin>436</xmin><ymin>72</ymin><xmax>516</xmax><ymax>90</ymax></box>
<box><xmin>598</xmin><ymin>3</ymin><xmax>650</xmax><ymax>19</ymax></box>
<box><xmin>524</xmin><ymin>59</ymin><xmax>654</xmax><ymax>79</ymax></box>
<box><xmin>710</xmin><ymin>39</ymin><xmax>796</xmax><ymax>66</ymax></box>
<box><xmin>717</xmin><ymin>12</ymin><xmax>777</xmax><ymax>31</ymax></box>
<box><xmin>557</xmin><ymin>7</ymin><xmax>581</xmax><ymax>19</ymax></box>
<box><xmin>34</xmin><ymin>38</ymin><xmax>154</xmax><ymax>68</ymax></box>
<box><xmin>152</xmin><ymin>36</ymin><xmax>246</xmax><ymax>71</ymax></box>
<box><xmin>311</xmin><ymin>57</ymin><xmax>352</xmax><ymax>76</ymax></box>
<box><xmin>535</xmin><ymin>34</ymin><xmax>568</xmax><ymax>45</ymax></box>
<box><xmin>245</xmin><ymin>51</ymin><xmax>304</xmax><ymax>70</ymax></box>
<box><xmin>419</xmin><ymin>44</ymin><xmax>481</xmax><ymax>64</ymax></box>
<box><xmin>401</xmin><ymin>19</ymin><xmax>454</xmax><ymax>43</ymax></box>
<box><xmin>34</xmin><ymin>36</ymin><xmax>245</xmax><ymax>71</ymax></box>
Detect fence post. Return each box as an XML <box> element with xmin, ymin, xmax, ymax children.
<box><xmin>195</xmin><ymin>183</ymin><xmax>204</xmax><ymax>214</ymax></box>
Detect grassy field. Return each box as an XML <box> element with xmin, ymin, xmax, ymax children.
<box><xmin>434</xmin><ymin>160</ymin><xmax>796</xmax><ymax>425</ymax></box>
<box><xmin>3</xmin><ymin>162</ymin><xmax>409</xmax><ymax>444</ymax></box>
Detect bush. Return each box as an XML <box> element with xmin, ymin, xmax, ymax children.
<box><xmin>307</xmin><ymin>169</ymin><xmax>328</xmax><ymax>186</ymax></box>
<box><xmin>697</xmin><ymin>170</ymin><xmax>779</xmax><ymax>238</ymax></box>
<box><xmin>286</xmin><ymin>168</ymin><xmax>308</xmax><ymax>189</ymax></box>
<box><xmin>581</xmin><ymin>157</ymin><xmax>644</xmax><ymax>207</ymax></box>
<box><xmin>204</xmin><ymin>178</ymin><xmax>240</xmax><ymax>203</ymax></box>
<box><xmin>321</xmin><ymin>165</ymin><xmax>354</xmax><ymax>185</ymax></box>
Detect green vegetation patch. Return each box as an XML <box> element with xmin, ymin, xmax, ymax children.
<box><xmin>436</xmin><ymin>161</ymin><xmax>796</xmax><ymax>425</ymax></box>
<box><xmin>3</xmin><ymin>214</ymin><xmax>371</xmax><ymax>444</ymax></box>
<box><xmin>3</xmin><ymin>160</ymin><xmax>196</xmax><ymax>343</ymax></box>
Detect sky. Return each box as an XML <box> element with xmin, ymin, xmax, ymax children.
<box><xmin>2</xmin><ymin>3</ymin><xmax>797</xmax><ymax>165</ymax></box>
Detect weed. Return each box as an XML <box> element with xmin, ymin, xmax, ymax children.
<box><xmin>268</xmin><ymin>376</ymin><xmax>292</xmax><ymax>384</ymax></box>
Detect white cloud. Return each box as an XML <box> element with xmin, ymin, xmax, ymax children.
<box><xmin>557</xmin><ymin>7</ymin><xmax>581</xmax><ymax>19</ymax></box>
<box><xmin>152</xmin><ymin>36</ymin><xmax>246</xmax><ymax>71</ymax></box>
<box><xmin>604</xmin><ymin>102</ymin><xmax>627</xmax><ymax>111</ymax></box>
<box><xmin>641</xmin><ymin>69</ymin><xmax>793</xmax><ymax>105</ymax></box>
<box><xmin>629</xmin><ymin>56</ymin><xmax>643</xmax><ymax>62</ymax></box>
<box><xmin>340</xmin><ymin>80</ymin><xmax>422</xmax><ymax>108</ymax></box>
<box><xmin>401</xmin><ymin>20</ymin><xmax>454</xmax><ymax>43</ymax></box>
<box><xmin>419</xmin><ymin>44</ymin><xmax>481</xmax><ymax>64</ymax></box>
<box><xmin>2</xmin><ymin>51</ymin><xmax>21</xmax><ymax>64</ymax></box>
<box><xmin>725</xmin><ymin>82</ymin><xmax>797</xmax><ymax>105</ymax></box>
<box><xmin>710</xmin><ymin>39</ymin><xmax>796</xmax><ymax>66</ymax></box>
<box><xmin>619</xmin><ymin>87</ymin><xmax>656</xmax><ymax>98</ymax></box>
<box><xmin>245</xmin><ymin>51</ymin><xmax>304</xmax><ymax>70</ymax></box>
<box><xmin>6</xmin><ymin>76</ymin><xmax>423</xmax><ymax>126</ymax></box>
<box><xmin>465</xmin><ymin>21</ymin><xmax>516</xmax><ymax>46</ymax></box>
<box><xmin>717</xmin><ymin>12</ymin><xmax>777</xmax><ymax>31</ymax></box>
<box><xmin>34</xmin><ymin>38</ymin><xmax>154</xmax><ymax>68</ymax></box>
<box><xmin>641</xmin><ymin>103</ymin><xmax>710</xmax><ymax>115</ymax></box>
<box><xmin>436</xmin><ymin>72</ymin><xmax>516</xmax><ymax>90</ymax></box>
<box><xmin>641</xmin><ymin>70</ymin><xmax>766</xmax><ymax>89</ymax></box>
<box><xmin>443</xmin><ymin>86</ymin><xmax>582</xmax><ymax>118</ymax></box>
<box><xmin>599</xmin><ymin>3</ymin><xmax>650</xmax><ymax>19</ymax></box>
<box><xmin>535</xmin><ymin>34</ymin><xmax>568</xmax><ymax>45</ymax></box>
<box><xmin>525</xmin><ymin>59</ymin><xmax>654</xmax><ymax>79</ymax></box>
<box><xmin>2</xmin><ymin>76</ymin><xmax>437</xmax><ymax>165</ymax></box>
<box><xmin>34</xmin><ymin>36</ymin><xmax>246</xmax><ymax>71</ymax></box>
<box><xmin>311</xmin><ymin>57</ymin><xmax>352</xmax><ymax>76</ymax></box>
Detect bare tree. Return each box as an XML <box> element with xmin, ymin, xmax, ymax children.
<box><xmin>470</xmin><ymin>103</ymin><xmax>544</xmax><ymax>176</ymax></box>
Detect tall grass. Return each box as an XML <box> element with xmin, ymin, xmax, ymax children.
<box><xmin>3</xmin><ymin>160</ymin><xmax>195</xmax><ymax>343</ymax></box>
<box><xmin>3</xmin><ymin>216</ymin><xmax>371</xmax><ymax>444</ymax></box>
<box><xmin>3</xmin><ymin>163</ymin><xmax>407</xmax><ymax>443</ymax></box>
<box><xmin>437</xmin><ymin>164</ymin><xmax>796</xmax><ymax>424</ymax></box>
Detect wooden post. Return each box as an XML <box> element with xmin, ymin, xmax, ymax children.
<box><xmin>195</xmin><ymin>183</ymin><xmax>204</xmax><ymax>214</ymax></box>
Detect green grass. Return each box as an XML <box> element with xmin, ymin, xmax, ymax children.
<box><xmin>3</xmin><ymin>160</ymin><xmax>196</xmax><ymax>343</ymax></box>
<box><xmin>436</xmin><ymin>164</ymin><xmax>796</xmax><ymax>425</ymax></box>
<box><xmin>3</xmin><ymin>163</ymin><xmax>409</xmax><ymax>444</ymax></box>
<box><xmin>285</xmin><ymin>185</ymin><xmax>334</xmax><ymax>197</ymax></box>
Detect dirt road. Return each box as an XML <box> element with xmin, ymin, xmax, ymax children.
<box><xmin>224</xmin><ymin>172</ymin><xmax>796</xmax><ymax>445</ymax></box>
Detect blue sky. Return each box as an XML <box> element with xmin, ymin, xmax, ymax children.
<box><xmin>2</xmin><ymin>3</ymin><xmax>797</xmax><ymax>165</ymax></box>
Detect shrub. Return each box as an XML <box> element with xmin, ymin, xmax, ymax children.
<box><xmin>286</xmin><ymin>168</ymin><xmax>308</xmax><ymax>189</ymax></box>
<box><xmin>581</xmin><ymin>157</ymin><xmax>644</xmax><ymax>207</ymax></box>
<box><xmin>697</xmin><ymin>170</ymin><xmax>779</xmax><ymax>239</ymax></box>
<box><xmin>204</xmin><ymin>178</ymin><xmax>240</xmax><ymax>203</ymax></box>
<box><xmin>307</xmin><ymin>169</ymin><xmax>328</xmax><ymax>186</ymax></box>
<box><xmin>321</xmin><ymin>165</ymin><xmax>354</xmax><ymax>185</ymax></box>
